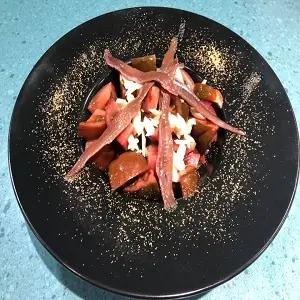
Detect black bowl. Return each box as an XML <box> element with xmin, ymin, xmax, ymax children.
<box><xmin>9</xmin><ymin>7</ymin><xmax>299</xmax><ymax>299</ymax></box>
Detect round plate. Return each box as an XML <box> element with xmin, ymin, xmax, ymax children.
<box><xmin>9</xmin><ymin>7</ymin><xmax>299</xmax><ymax>299</ymax></box>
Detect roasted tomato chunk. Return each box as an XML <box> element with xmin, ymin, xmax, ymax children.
<box><xmin>108</xmin><ymin>152</ymin><xmax>148</xmax><ymax>190</ymax></box>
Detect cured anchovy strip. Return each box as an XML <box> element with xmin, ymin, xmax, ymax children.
<box><xmin>156</xmin><ymin>92</ymin><xmax>177</xmax><ymax>211</ymax></box>
<box><xmin>104</xmin><ymin>51</ymin><xmax>245</xmax><ymax>135</ymax></box>
<box><xmin>65</xmin><ymin>82</ymin><xmax>153</xmax><ymax>181</ymax></box>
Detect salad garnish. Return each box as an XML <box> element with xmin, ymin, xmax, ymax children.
<box><xmin>65</xmin><ymin>38</ymin><xmax>245</xmax><ymax>211</ymax></box>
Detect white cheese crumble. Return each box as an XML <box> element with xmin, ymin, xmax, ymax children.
<box><xmin>148</xmin><ymin>109</ymin><xmax>161</xmax><ymax>126</ymax></box>
<box><xmin>129</xmin><ymin>110</ymin><xmax>161</xmax><ymax>156</ymax></box>
<box><xmin>124</xmin><ymin>102</ymin><xmax>197</xmax><ymax>171</ymax></box>
<box><xmin>121</xmin><ymin>76</ymin><xmax>142</xmax><ymax>102</ymax></box>
<box><xmin>132</xmin><ymin>111</ymin><xmax>143</xmax><ymax>136</ymax></box>
<box><xmin>148</xmin><ymin>108</ymin><xmax>161</xmax><ymax>117</ymax></box>
<box><xmin>174</xmin><ymin>143</ymin><xmax>186</xmax><ymax>171</ymax></box>
<box><xmin>172</xmin><ymin>166</ymin><xmax>180</xmax><ymax>182</ymax></box>
<box><xmin>184</xmin><ymin>134</ymin><xmax>196</xmax><ymax>150</ymax></box>
<box><xmin>143</xmin><ymin>116</ymin><xmax>156</xmax><ymax>136</ymax></box>
<box><xmin>172</xmin><ymin>143</ymin><xmax>187</xmax><ymax>182</ymax></box>
<box><xmin>174</xmin><ymin>135</ymin><xmax>196</xmax><ymax>150</ymax></box>
<box><xmin>127</xmin><ymin>135</ymin><xmax>141</xmax><ymax>153</ymax></box>
<box><xmin>131</xmin><ymin>109</ymin><xmax>162</xmax><ymax>154</ymax></box>
<box><xmin>186</xmin><ymin>118</ymin><xmax>197</xmax><ymax>134</ymax></box>
<box><xmin>116</xmin><ymin>98</ymin><xmax>128</xmax><ymax>108</ymax></box>
<box><xmin>169</xmin><ymin>113</ymin><xmax>196</xmax><ymax>138</ymax></box>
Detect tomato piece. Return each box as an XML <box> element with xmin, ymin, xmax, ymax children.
<box><xmin>194</xmin><ymin>83</ymin><xmax>223</xmax><ymax>108</ymax></box>
<box><xmin>192</xmin><ymin>119</ymin><xmax>218</xmax><ymax>137</ymax></box>
<box><xmin>123</xmin><ymin>170</ymin><xmax>159</xmax><ymax>195</ymax></box>
<box><xmin>78</xmin><ymin>121</ymin><xmax>106</xmax><ymax>140</ymax></box>
<box><xmin>85</xmin><ymin>142</ymin><xmax>115</xmax><ymax>170</ymax></box>
<box><xmin>79</xmin><ymin>108</ymin><xmax>107</xmax><ymax>140</ymax></box>
<box><xmin>131</xmin><ymin>54</ymin><xmax>157</xmax><ymax>72</ymax></box>
<box><xmin>105</xmin><ymin>99</ymin><xmax>120</xmax><ymax>124</ymax></box>
<box><xmin>180</xmin><ymin>166</ymin><xmax>200</xmax><ymax>198</ymax></box>
<box><xmin>142</xmin><ymin>86</ymin><xmax>160</xmax><ymax>112</ymax></box>
<box><xmin>197</xmin><ymin>130</ymin><xmax>218</xmax><ymax>154</ymax></box>
<box><xmin>108</xmin><ymin>152</ymin><xmax>148</xmax><ymax>190</ymax></box>
<box><xmin>147</xmin><ymin>144</ymin><xmax>158</xmax><ymax>171</ymax></box>
<box><xmin>88</xmin><ymin>82</ymin><xmax>117</xmax><ymax>113</ymax></box>
<box><xmin>116</xmin><ymin>123</ymin><xmax>134</xmax><ymax>149</ymax></box>
<box><xmin>192</xmin><ymin>119</ymin><xmax>218</xmax><ymax>154</ymax></box>
<box><xmin>175</xmin><ymin>97</ymin><xmax>190</xmax><ymax>120</ymax></box>
<box><xmin>86</xmin><ymin>109</ymin><xmax>106</xmax><ymax>123</ymax></box>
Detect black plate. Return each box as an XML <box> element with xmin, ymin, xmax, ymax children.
<box><xmin>9</xmin><ymin>7</ymin><xmax>299</xmax><ymax>299</ymax></box>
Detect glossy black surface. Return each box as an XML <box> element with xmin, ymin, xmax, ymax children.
<box><xmin>9</xmin><ymin>7</ymin><xmax>299</xmax><ymax>299</ymax></box>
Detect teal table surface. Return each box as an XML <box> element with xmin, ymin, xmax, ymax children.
<box><xmin>1</xmin><ymin>0</ymin><xmax>299</xmax><ymax>299</ymax></box>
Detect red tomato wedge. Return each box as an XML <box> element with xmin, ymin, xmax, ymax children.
<box><xmin>147</xmin><ymin>144</ymin><xmax>158</xmax><ymax>171</ymax></box>
<box><xmin>78</xmin><ymin>109</ymin><xmax>106</xmax><ymax>140</ymax></box>
<box><xmin>192</xmin><ymin>119</ymin><xmax>218</xmax><ymax>136</ymax></box>
<box><xmin>175</xmin><ymin>97</ymin><xmax>190</xmax><ymax>120</ymax></box>
<box><xmin>180</xmin><ymin>166</ymin><xmax>200</xmax><ymax>198</ymax></box>
<box><xmin>194</xmin><ymin>83</ymin><xmax>223</xmax><ymax>108</ymax></box>
<box><xmin>88</xmin><ymin>82</ymin><xmax>117</xmax><ymax>113</ymax></box>
<box><xmin>117</xmin><ymin>123</ymin><xmax>134</xmax><ymax>149</ymax></box>
<box><xmin>108</xmin><ymin>152</ymin><xmax>148</xmax><ymax>190</ymax></box>
<box><xmin>105</xmin><ymin>99</ymin><xmax>119</xmax><ymax>124</ymax></box>
<box><xmin>86</xmin><ymin>109</ymin><xmax>106</xmax><ymax>123</ymax></box>
<box><xmin>192</xmin><ymin>119</ymin><xmax>218</xmax><ymax>154</ymax></box>
<box><xmin>85</xmin><ymin>142</ymin><xmax>115</xmax><ymax>170</ymax></box>
<box><xmin>124</xmin><ymin>169</ymin><xmax>159</xmax><ymax>193</ymax></box>
<box><xmin>78</xmin><ymin>121</ymin><xmax>106</xmax><ymax>140</ymax></box>
<box><xmin>142</xmin><ymin>86</ymin><xmax>160</xmax><ymax>112</ymax></box>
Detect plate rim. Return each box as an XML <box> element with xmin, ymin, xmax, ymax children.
<box><xmin>8</xmin><ymin>6</ymin><xmax>300</xmax><ymax>299</ymax></box>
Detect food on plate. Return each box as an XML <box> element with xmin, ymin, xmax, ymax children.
<box><xmin>65</xmin><ymin>37</ymin><xmax>245</xmax><ymax>211</ymax></box>
<box><xmin>108</xmin><ymin>152</ymin><xmax>148</xmax><ymax>191</ymax></box>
